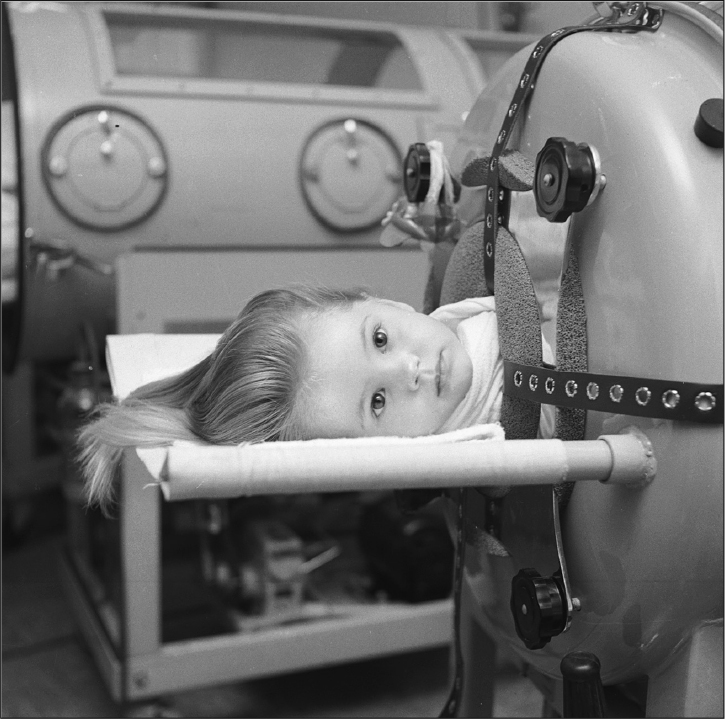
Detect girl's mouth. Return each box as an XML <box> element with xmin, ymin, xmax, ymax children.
<box><xmin>436</xmin><ymin>351</ymin><xmax>443</xmax><ymax>396</ymax></box>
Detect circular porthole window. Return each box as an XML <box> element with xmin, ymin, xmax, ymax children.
<box><xmin>299</xmin><ymin>118</ymin><xmax>402</xmax><ymax>233</ymax></box>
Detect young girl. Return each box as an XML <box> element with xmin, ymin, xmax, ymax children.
<box><xmin>79</xmin><ymin>285</ymin><xmax>506</xmax><ymax>514</ymax></box>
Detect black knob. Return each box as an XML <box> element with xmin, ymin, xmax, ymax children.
<box><xmin>694</xmin><ymin>98</ymin><xmax>723</xmax><ymax>148</ymax></box>
<box><xmin>561</xmin><ymin>651</ymin><xmax>606</xmax><ymax>717</ymax></box>
<box><xmin>535</xmin><ymin>137</ymin><xmax>597</xmax><ymax>223</ymax></box>
<box><xmin>510</xmin><ymin>568</ymin><xmax>567</xmax><ymax>649</ymax></box>
<box><xmin>404</xmin><ymin>143</ymin><xmax>432</xmax><ymax>203</ymax></box>
<box><xmin>403</xmin><ymin>143</ymin><xmax>460</xmax><ymax>204</ymax></box>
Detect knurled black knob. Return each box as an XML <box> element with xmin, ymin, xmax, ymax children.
<box><xmin>694</xmin><ymin>98</ymin><xmax>723</xmax><ymax>148</ymax></box>
<box><xmin>404</xmin><ymin>143</ymin><xmax>431</xmax><ymax>203</ymax></box>
<box><xmin>535</xmin><ymin>137</ymin><xmax>597</xmax><ymax>223</ymax></box>
<box><xmin>510</xmin><ymin>567</ymin><xmax>567</xmax><ymax>650</ymax></box>
<box><xmin>561</xmin><ymin>651</ymin><xmax>606</xmax><ymax>717</ymax></box>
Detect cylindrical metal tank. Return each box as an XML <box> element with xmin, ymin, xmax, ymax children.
<box><xmin>2</xmin><ymin>1</ymin><xmax>536</xmax><ymax>368</ymax></box>
<box><xmin>450</xmin><ymin>0</ymin><xmax>722</xmax><ymax>693</ymax></box>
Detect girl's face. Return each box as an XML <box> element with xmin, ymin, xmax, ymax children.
<box><xmin>299</xmin><ymin>299</ymin><xmax>473</xmax><ymax>438</ymax></box>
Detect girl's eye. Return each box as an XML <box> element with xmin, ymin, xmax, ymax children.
<box><xmin>373</xmin><ymin>327</ymin><xmax>387</xmax><ymax>349</ymax></box>
<box><xmin>371</xmin><ymin>390</ymin><xmax>386</xmax><ymax>417</ymax></box>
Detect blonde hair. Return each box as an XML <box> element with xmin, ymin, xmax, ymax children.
<box><xmin>78</xmin><ymin>286</ymin><xmax>369</xmax><ymax>514</ymax></box>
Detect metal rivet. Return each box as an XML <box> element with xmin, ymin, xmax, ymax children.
<box><xmin>529</xmin><ymin>374</ymin><xmax>538</xmax><ymax>391</ymax></box>
<box><xmin>497</xmin><ymin>130</ymin><xmax>506</xmax><ymax>144</ymax></box>
<box><xmin>635</xmin><ymin>387</ymin><xmax>651</xmax><ymax>406</ymax></box>
<box><xmin>695</xmin><ymin>392</ymin><xmax>716</xmax><ymax>412</ymax></box>
<box><xmin>486</xmin><ymin>214</ymin><xmax>493</xmax><ymax>228</ymax></box>
<box><xmin>545</xmin><ymin>377</ymin><xmax>555</xmax><ymax>394</ymax></box>
<box><xmin>662</xmin><ymin>389</ymin><xmax>680</xmax><ymax>409</ymax></box>
<box><xmin>508</xmin><ymin>103</ymin><xmax>518</xmax><ymax>117</ymax></box>
<box><xmin>609</xmin><ymin>384</ymin><xmax>623</xmax><ymax>403</ymax></box>
<box><xmin>514</xmin><ymin>370</ymin><xmax>523</xmax><ymax>387</ymax></box>
<box><xmin>49</xmin><ymin>156</ymin><xmax>68</xmax><ymax>177</ymax></box>
<box><xmin>520</xmin><ymin>74</ymin><xmax>530</xmax><ymax>89</ymax></box>
<box><xmin>97</xmin><ymin>110</ymin><xmax>112</xmax><ymax>134</ymax></box>
<box><xmin>587</xmin><ymin>382</ymin><xmax>599</xmax><ymax>400</ymax></box>
<box><xmin>487</xmin><ymin>188</ymin><xmax>494</xmax><ymax>202</ymax></box>
<box><xmin>148</xmin><ymin>157</ymin><xmax>166</xmax><ymax>178</ymax></box>
<box><xmin>100</xmin><ymin>140</ymin><xmax>114</xmax><ymax>157</ymax></box>
<box><xmin>497</xmin><ymin>215</ymin><xmax>504</xmax><ymax>225</ymax></box>
<box><xmin>552</xmin><ymin>29</ymin><xmax>565</xmax><ymax>37</ymax></box>
<box><xmin>572</xmin><ymin>597</ymin><xmax>581</xmax><ymax>611</ymax></box>
<box><xmin>565</xmin><ymin>380</ymin><xmax>578</xmax><ymax>397</ymax></box>
<box><xmin>485</xmin><ymin>242</ymin><xmax>493</xmax><ymax>257</ymax></box>
<box><xmin>489</xmin><ymin>157</ymin><xmax>498</xmax><ymax>171</ymax></box>
<box><xmin>499</xmin><ymin>189</ymin><xmax>505</xmax><ymax>201</ymax></box>
<box><xmin>533</xmin><ymin>46</ymin><xmax>543</xmax><ymax>58</ymax></box>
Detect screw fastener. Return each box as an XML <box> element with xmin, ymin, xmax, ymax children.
<box><xmin>148</xmin><ymin>157</ymin><xmax>166</xmax><ymax>178</ymax></box>
<box><xmin>49</xmin><ymin>156</ymin><xmax>68</xmax><ymax>177</ymax></box>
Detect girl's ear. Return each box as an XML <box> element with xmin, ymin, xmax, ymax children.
<box><xmin>379</xmin><ymin>299</ymin><xmax>417</xmax><ymax>313</ymax></box>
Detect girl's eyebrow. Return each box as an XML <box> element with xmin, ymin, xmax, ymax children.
<box><xmin>357</xmin><ymin>395</ymin><xmax>366</xmax><ymax>432</ymax></box>
<box><xmin>359</xmin><ymin>313</ymin><xmax>371</xmax><ymax>357</ymax></box>
<box><xmin>357</xmin><ymin>314</ymin><xmax>371</xmax><ymax>431</ymax></box>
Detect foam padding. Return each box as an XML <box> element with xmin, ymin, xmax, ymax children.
<box><xmin>494</xmin><ymin>226</ymin><xmax>542</xmax><ymax>441</ymax></box>
<box><xmin>555</xmin><ymin>254</ymin><xmax>588</xmax><ymax>430</ymax></box>
<box><xmin>460</xmin><ymin>150</ymin><xmax>535</xmax><ymax>192</ymax></box>
<box><xmin>439</xmin><ymin>221</ymin><xmax>491</xmax><ymax>306</ymax></box>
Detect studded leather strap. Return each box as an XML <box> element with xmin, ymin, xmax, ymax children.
<box><xmin>505</xmin><ymin>361</ymin><xmax>723</xmax><ymax>424</ymax></box>
<box><xmin>481</xmin><ymin>2</ymin><xmax>663</xmax><ymax>295</ymax></box>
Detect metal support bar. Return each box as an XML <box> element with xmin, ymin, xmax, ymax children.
<box><xmin>121</xmin><ymin>449</ymin><xmax>161</xmax><ymax>699</ymax></box>
<box><xmin>154</xmin><ymin>431</ymin><xmax>655</xmax><ymax>501</ymax></box>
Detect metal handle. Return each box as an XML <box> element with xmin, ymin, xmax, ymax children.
<box><xmin>561</xmin><ymin>651</ymin><xmax>606</xmax><ymax>717</ymax></box>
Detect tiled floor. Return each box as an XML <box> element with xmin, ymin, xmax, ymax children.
<box><xmin>2</xmin><ymin>495</ymin><xmax>544</xmax><ymax>718</ymax></box>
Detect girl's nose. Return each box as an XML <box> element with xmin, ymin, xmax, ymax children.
<box><xmin>387</xmin><ymin>354</ymin><xmax>420</xmax><ymax>391</ymax></box>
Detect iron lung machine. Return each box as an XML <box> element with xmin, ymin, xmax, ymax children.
<box><xmin>1</xmin><ymin>1</ymin><xmax>535</xmax><ymax>494</ymax></box>
<box><xmin>428</xmin><ymin>1</ymin><xmax>722</xmax><ymax>716</ymax></box>
<box><xmin>2</xmin><ymin>3</ymin><xmax>544</xmax><ymax>713</ymax></box>
<box><xmin>2</xmin><ymin>1</ymin><xmax>535</xmax><ymax>369</ymax></box>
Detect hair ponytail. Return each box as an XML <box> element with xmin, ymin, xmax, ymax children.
<box><xmin>78</xmin><ymin>357</ymin><xmax>211</xmax><ymax>514</ymax></box>
<box><xmin>77</xmin><ymin>285</ymin><xmax>370</xmax><ymax>515</ymax></box>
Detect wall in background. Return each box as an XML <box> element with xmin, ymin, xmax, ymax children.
<box><xmin>175</xmin><ymin>2</ymin><xmax>596</xmax><ymax>34</ymax></box>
